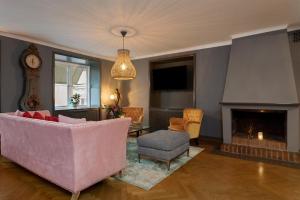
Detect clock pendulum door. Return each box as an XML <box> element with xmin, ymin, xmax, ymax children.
<box><xmin>19</xmin><ymin>70</ymin><xmax>40</xmax><ymax>111</ymax></box>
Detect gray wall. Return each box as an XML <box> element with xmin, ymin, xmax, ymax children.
<box><xmin>196</xmin><ymin>46</ymin><xmax>231</xmax><ymax>138</ymax></box>
<box><xmin>289</xmin><ymin>31</ymin><xmax>300</xmax><ymax>101</ymax></box>
<box><xmin>121</xmin><ymin>59</ymin><xmax>150</xmax><ymax>125</ymax></box>
<box><xmin>1</xmin><ymin>36</ymin><xmax>53</xmax><ymax>112</ymax></box>
<box><xmin>0</xmin><ymin>35</ymin><xmax>101</xmax><ymax>113</ymax></box>
<box><xmin>289</xmin><ymin>31</ymin><xmax>300</xmax><ymax>150</ymax></box>
<box><xmin>223</xmin><ymin>30</ymin><xmax>298</xmax><ymax>104</ymax></box>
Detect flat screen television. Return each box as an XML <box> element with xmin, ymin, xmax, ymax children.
<box><xmin>151</xmin><ymin>65</ymin><xmax>193</xmax><ymax>91</ymax></box>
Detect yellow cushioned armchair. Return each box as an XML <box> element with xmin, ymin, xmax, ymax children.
<box><xmin>168</xmin><ymin>108</ymin><xmax>204</xmax><ymax>139</ymax></box>
<box><xmin>122</xmin><ymin>107</ymin><xmax>144</xmax><ymax>125</ymax></box>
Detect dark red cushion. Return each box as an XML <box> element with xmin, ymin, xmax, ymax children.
<box><xmin>23</xmin><ymin>111</ymin><xmax>32</xmax><ymax>118</ymax></box>
<box><xmin>45</xmin><ymin>116</ymin><xmax>59</xmax><ymax>122</ymax></box>
<box><xmin>33</xmin><ymin>112</ymin><xmax>44</xmax><ymax>120</ymax></box>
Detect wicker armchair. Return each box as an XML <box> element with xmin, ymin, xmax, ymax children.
<box><xmin>122</xmin><ymin>107</ymin><xmax>144</xmax><ymax>125</ymax></box>
<box><xmin>168</xmin><ymin>108</ymin><xmax>204</xmax><ymax>139</ymax></box>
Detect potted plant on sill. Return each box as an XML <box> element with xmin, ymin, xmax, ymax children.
<box><xmin>70</xmin><ymin>93</ymin><xmax>81</xmax><ymax>108</ymax></box>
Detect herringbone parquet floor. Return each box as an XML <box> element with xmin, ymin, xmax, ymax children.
<box><xmin>1</xmin><ymin>143</ymin><xmax>300</xmax><ymax>200</ymax></box>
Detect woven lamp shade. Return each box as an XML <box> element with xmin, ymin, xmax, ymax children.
<box><xmin>111</xmin><ymin>49</ymin><xmax>136</xmax><ymax>80</ymax></box>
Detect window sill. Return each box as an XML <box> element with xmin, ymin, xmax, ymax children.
<box><xmin>55</xmin><ymin>106</ymin><xmax>91</xmax><ymax>111</ymax></box>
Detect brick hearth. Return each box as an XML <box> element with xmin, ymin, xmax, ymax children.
<box><xmin>232</xmin><ymin>136</ymin><xmax>286</xmax><ymax>151</ymax></box>
<box><xmin>220</xmin><ymin>143</ymin><xmax>300</xmax><ymax>164</ymax></box>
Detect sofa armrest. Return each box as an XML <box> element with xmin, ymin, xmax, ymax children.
<box><xmin>71</xmin><ymin>118</ymin><xmax>131</xmax><ymax>192</ymax></box>
<box><xmin>184</xmin><ymin>121</ymin><xmax>201</xmax><ymax>139</ymax></box>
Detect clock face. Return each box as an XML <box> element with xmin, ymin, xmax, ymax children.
<box><xmin>25</xmin><ymin>54</ymin><xmax>41</xmax><ymax>69</ymax></box>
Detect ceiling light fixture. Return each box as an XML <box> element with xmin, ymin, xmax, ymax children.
<box><xmin>111</xmin><ymin>30</ymin><xmax>136</xmax><ymax>80</ymax></box>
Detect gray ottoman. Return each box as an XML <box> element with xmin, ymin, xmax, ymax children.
<box><xmin>137</xmin><ymin>130</ymin><xmax>190</xmax><ymax>170</ymax></box>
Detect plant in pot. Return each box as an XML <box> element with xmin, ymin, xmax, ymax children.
<box><xmin>70</xmin><ymin>93</ymin><xmax>81</xmax><ymax>108</ymax></box>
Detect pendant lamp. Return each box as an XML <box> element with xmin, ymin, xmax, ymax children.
<box><xmin>111</xmin><ymin>31</ymin><xmax>136</xmax><ymax>80</ymax></box>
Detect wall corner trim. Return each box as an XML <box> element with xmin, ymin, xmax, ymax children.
<box><xmin>231</xmin><ymin>24</ymin><xmax>288</xmax><ymax>39</ymax></box>
<box><xmin>132</xmin><ymin>40</ymin><xmax>232</xmax><ymax>60</ymax></box>
<box><xmin>0</xmin><ymin>31</ymin><xmax>114</xmax><ymax>61</ymax></box>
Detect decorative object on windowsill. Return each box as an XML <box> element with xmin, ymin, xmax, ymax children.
<box><xmin>19</xmin><ymin>44</ymin><xmax>42</xmax><ymax>111</ymax></box>
<box><xmin>111</xmin><ymin>28</ymin><xmax>136</xmax><ymax>80</ymax></box>
<box><xmin>70</xmin><ymin>93</ymin><xmax>81</xmax><ymax>108</ymax></box>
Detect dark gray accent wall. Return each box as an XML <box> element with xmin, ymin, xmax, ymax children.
<box><xmin>0</xmin><ymin>35</ymin><xmax>101</xmax><ymax>113</ymax></box>
<box><xmin>121</xmin><ymin>59</ymin><xmax>150</xmax><ymax>125</ymax></box>
<box><xmin>0</xmin><ymin>36</ymin><xmax>54</xmax><ymax>112</ymax></box>
<box><xmin>289</xmin><ymin>30</ymin><xmax>300</xmax><ymax>151</ymax></box>
<box><xmin>195</xmin><ymin>46</ymin><xmax>231</xmax><ymax>138</ymax></box>
<box><xmin>223</xmin><ymin>30</ymin><xmax>298</xmax><ymax>104</ymax></box>
<box><xmin>289</xmin><ymin>31</ymin><xmax>300</xmax><ymax>101</ymax></box>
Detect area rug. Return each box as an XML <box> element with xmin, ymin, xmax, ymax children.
<box><xmin>115</xmin><ymin>137</ymin><xmax>204</xmax><ymax>190</ymax></box>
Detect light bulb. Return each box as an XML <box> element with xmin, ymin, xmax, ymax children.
<box><xmin>121</xmin><ymin>63</ymin><xmax>127</xmax><ymax>70</ymax></box>
<box><xmin>109</xmin><ymin>94</ymin><xmax>115</xmax><ymax>100</ymax></box>
<box><xmin>258</xmin><ymin>132</ymin><xmax>263</xmax><ymax>140</ymax></box>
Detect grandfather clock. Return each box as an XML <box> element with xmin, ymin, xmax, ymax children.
<box><xmin>19</xmin><ymin>44</ymin><xmax>42</xmax><ymax>111</ymax></box>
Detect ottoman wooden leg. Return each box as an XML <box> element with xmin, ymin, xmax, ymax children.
<box><xmin>167</xmin><ymin>160</ymin><xmax>171</xmax><ymax>171</ymax></box>
<box><xmin>187</xmin><ymin>148</ymin><xmax>190</xmax><ymax>157</ymax></box>
<box><xmin>138</xmin><ymin>154</ymin><xmax>141</xmax><ymax>163</ymax></box>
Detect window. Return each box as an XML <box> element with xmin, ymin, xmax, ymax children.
<box><xmin>54</xmin><ymin>54</ymin><xmax>90</xmax><ymax>109</ymax></box>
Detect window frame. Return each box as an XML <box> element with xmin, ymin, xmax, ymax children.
<box><xmin>54</xmin><ymin>54</ymin><xmax>91</xmax><ymax>110</ymax></box>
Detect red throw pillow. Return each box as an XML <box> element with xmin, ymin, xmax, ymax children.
<box><xmin>23</xmin><ymin>111</ymin><xmax>32</xmax><ymax>118</ymax></box>
<box><xmin>45</xmin><ymin>116</ymin><xmax>59</xmax><ymax>122</ymax></box>
<box><xmin>33</xmin><ymin>112</ymin><xmax>44</xmax><ymax>120</ymax></box>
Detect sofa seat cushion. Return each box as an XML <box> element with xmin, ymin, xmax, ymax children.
<box><xmin>137</xmin><ymin>130</ymin><xmax>189</xmax><ymax>151</ymax></box>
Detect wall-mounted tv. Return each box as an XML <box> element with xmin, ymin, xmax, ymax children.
<box><xmin>151</xmin><ymin>65</ymin><xmax>193</xmax><ymax>91</ymax></box>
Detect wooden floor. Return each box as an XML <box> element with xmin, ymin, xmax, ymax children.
<box><xmin>1</xmin><ymin>141</ymin><xmax>300</xmax><ymax>200</ymax></box>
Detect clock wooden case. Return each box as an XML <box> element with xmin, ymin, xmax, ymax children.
<box><xmin>19</xmin><ymin>44</ymin><xmax>42</xmax><ymax>111</ymax></box>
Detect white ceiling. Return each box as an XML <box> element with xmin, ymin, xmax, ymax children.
<box><xmin>0</xmin><ymin>0</ymin><xmax>299</xmax><ymax>60</ymax></box>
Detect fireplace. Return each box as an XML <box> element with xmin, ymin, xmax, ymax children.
<box><xmin>230</xmin><ymin>109</ymin><xmax>287</xmax><ymax>151</ymax></box>
<box><xmin>220</xmin><ymin>30</ymin><xmax>300</xmax><ymax>162</ymax></box>
<box><xmin>232</xmin><ymin>109</ymin><xmax>287</xmax><ymax>142</ymax></box>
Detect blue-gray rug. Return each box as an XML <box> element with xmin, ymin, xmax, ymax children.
<box><xmin>115</xmin><ymin>137</ymin><xmax>204</xmax><ymax>190</ymax></box>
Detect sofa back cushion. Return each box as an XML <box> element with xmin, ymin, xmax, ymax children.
<box><xmin>58</xmin><ymin>115</ymin><xmax>86</xmax><ymax>124</ymax></box>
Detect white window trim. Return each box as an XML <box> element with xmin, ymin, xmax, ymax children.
<box><xmin>54</xmin><ymin>59</ymin><xmax>91</xmax><ymax>110</ymax></box>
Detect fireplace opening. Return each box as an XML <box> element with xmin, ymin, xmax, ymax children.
<box><xmin>232</xmin><ymin>109</ymin><xmax>287</xmax><ymax>142</ymax></box>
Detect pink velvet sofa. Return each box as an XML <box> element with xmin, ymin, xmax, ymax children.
<box><xmin>0</xmin><ymin>111</ymin><xmax>130</xmax><ymax>200</ymax></box>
